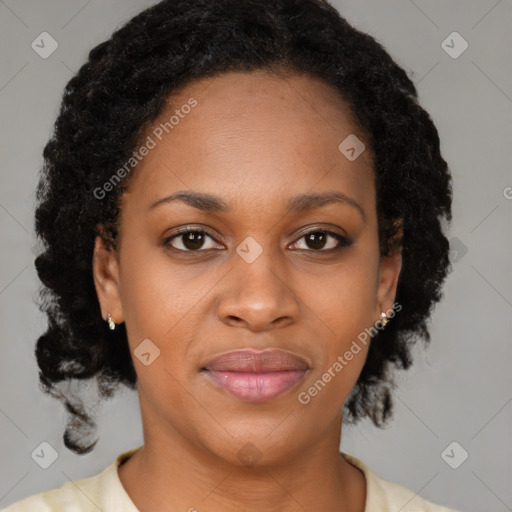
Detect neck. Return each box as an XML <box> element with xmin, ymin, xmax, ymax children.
<box><xmin>118</xmin><ymin>415</ymin><xmax>366</xmax><ymax>512</ymax></box>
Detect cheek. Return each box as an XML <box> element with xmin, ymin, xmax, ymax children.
<box><xmin>306</xmin><ymin>253</ymin><xmax>379</xmax><ymax>344</ymax></box>
<box><xmin>117</xmin><ymin>240</ymin><xmax>214</xmax><ymax>396</ymax></box>
<box><xmin>118</xmin><ymin>240</ymin><xmax>195</xmax><ymax>341</ymax></box>
<box><xmin>297</xmin><ymin>278</ymin><xmax>374</xmax><ymax>414</ymax></box>
<box><xmin>294</xmin><ymin>249</ymin><xmax>378</xmax><ymax>406</ymax></box>
<box><xmin>117</xmin><ymin>247</ymin><xmax>197</xmax><ymax>406</ymax></box>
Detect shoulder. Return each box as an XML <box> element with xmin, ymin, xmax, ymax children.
<box><xmin>0</xmin><ymin>472</ymin><xmax>103</xmax><ymax>512</ymax></box>
<box><xmin>341</xmin><ymin>452</ymin><xmax>461</xmax><ymax>512</ymax></box>
<box><xmin>0</xmin><ymin>447</ymin><xmax>142</xmax><ymax>512</ymax></box>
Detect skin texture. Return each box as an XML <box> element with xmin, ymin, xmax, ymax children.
<box><xmin>92</xmin><ymin>70</ymin><xmax>402</xmax><ymax>512</ymax></box>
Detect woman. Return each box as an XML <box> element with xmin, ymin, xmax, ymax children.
<box><xmin>2</xmin><ymin>0</ymin><xmax>459</xmax><ymax>510</ymax></box>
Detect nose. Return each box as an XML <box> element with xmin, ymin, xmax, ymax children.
<box><xmin>216</xmin><ymin>248</ymin><xmax>300</xmax><ymax>332</ymax></box>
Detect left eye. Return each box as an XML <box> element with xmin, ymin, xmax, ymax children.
<box><xmin>164</xmin><ymin>228</ymin><xmax>351</xmax><ymax>253</ymax></box>
<box><xmin>290</xmin><ymin>230</ymin><xmax>351</xmax><ymax>251</ymax></box>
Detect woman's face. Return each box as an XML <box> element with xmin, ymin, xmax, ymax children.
<box><xmin>93</xmin><ymin>70</ymin><xmax>401</xmax><ymax>466</ymax></box>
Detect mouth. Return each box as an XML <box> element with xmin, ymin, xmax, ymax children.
<box><xmin>200</xmin><ymin>348</ymin><xmax>309</xmax><ymax>402</ymax></box>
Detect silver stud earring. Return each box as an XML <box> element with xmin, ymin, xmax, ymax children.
<box><xmin>106</xmin><ymin>313</ymin><xmax>116</xmax><ymax>331</ymax></box>
<box><xmin>379</xmin><ymin>312</ymin><xmax>388</xmax><ymax>328</ymax></box>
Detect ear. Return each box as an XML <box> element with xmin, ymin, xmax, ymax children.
<box><xmin>92</xmin><ymin>231</ymin><xmax>124</xmax><ymax>325</ymax></box>
<box><xmin>375</xmin><ymin>222</ymin><xmax>403</xmax><ymax>317</ymax></box>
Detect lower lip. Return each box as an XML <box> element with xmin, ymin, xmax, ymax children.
<box><xmin>203</xmin><ymin>370</ymin><xmax>307</xmax><ymax>402</ymax></box>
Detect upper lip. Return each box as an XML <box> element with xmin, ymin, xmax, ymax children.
<box><xmin>202</xmin><ymin>348</ymin><xmax>309</xmax><ymax>372</ymax></box>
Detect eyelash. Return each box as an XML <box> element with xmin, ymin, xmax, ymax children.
<box><xmin>163</xmin><ymin>227</ymin><xmax>352</xmax><ymax>254</ymax></box>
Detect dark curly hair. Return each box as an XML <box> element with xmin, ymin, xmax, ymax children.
<box><xmin>33</xmin><ymin>0</ymin><xmax>452</xmax><ymax>454</ymax></box>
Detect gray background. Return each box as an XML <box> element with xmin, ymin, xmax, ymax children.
<box><xmin>1</xmin><ymin>1</ymin><xmax>511</xmax><ymax>511</ymax></box>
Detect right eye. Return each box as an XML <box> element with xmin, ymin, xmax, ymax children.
<box><xmin>163</xmin><ymin>228</ymin><xmax>224</xmax><ymax>252</ymax></box>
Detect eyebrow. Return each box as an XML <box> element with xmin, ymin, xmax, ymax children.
<box><xmin>149</xmin><ymin>190</ymin><xmax>366</xmax><ymax>222</ymax></box>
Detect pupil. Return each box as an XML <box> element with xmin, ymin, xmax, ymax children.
<box><xmin>307</xmin><ymin>232</ymin><xmax>326</xmax><ymax>250</ymax></box>
<box><xmin>184</xmin><ymin>232</ymin><xmax>204</xmax><ymax>250</ymax></box>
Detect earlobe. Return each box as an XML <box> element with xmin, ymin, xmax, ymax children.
<box><xmin>92</xmin><ymin>234</ymin><xmax>124</xmax><ymax>324</ymax></box>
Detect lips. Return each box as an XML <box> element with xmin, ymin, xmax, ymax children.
<box><xmin>202</xmin><ymin>349</ymin><xmax>309</xmax><ymax>372</ymax></box>
<box><xmin>201</xmin><ymin>349</ymin><xmax>309</xmax><ymax>402</ymax></box>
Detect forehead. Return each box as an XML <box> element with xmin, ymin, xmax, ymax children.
<box><xmin>122</xmin><ymin>70</ymin><xmax>375</xmax><ymax>214</ymax></box>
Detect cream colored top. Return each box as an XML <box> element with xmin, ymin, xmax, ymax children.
<box><xmin>1</xmin><ymin>446</ymin><xmax>460</xmax><ymax>511</ymax></box>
